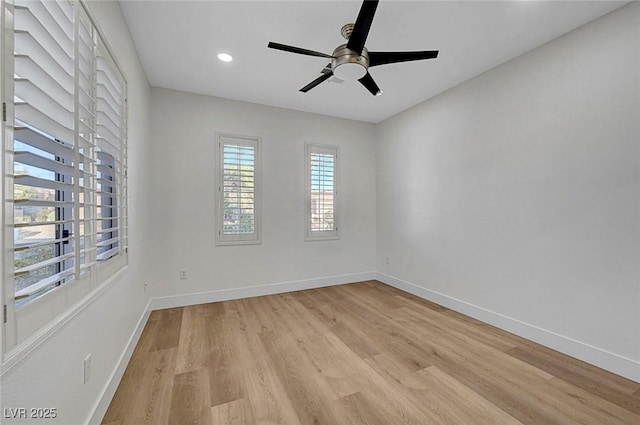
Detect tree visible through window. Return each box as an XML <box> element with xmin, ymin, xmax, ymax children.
<box><xmin>216</xmin><ymin>134</ymin><xmax>261</xmax><ymax>245</ymax></box>
<box><xmin>223</xmin><ymin>144</ymin><xmax>255</xmax><ymax>234</ymax></box>
<box><xmin>306</xmin><ymin>144</ymin><xmax>338</xmax><ymax>240</ymax></box>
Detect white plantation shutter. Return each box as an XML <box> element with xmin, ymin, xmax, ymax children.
<box><xmin>75</xmin><ymin>6</ymin><xmax>97</xmax><ymax>276</ymax></box>
<box><xmin>13</xmin><ymin>0</ymin><xmax>76</xmax><ymax>304</ymax></box>
<box><xmin>96</xmin><ymin>37</ymin><xmax>126</xmax><ymax>261</ymax></box>
<box><xmin>216</xmin><ymin>133</ymin><xmax>261</xmax><ymax>245</ymax></box>
<box><xmin>306</xmin><ymin>144</ymin><xmax>338</xmax><ymax>240</ymax></box>
<box><xmin>4</xmin><ymin>0</ymin><xmax>128</xmax><ymax>345</ymax></box>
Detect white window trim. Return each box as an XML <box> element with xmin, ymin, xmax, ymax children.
<box><xmin>305</xmin><ymin>143</ymin><xmax>339</xmax><ymax>241</ymax></box>
<box><xmin>215</xmin><ymin>132</ymin><xmax>261</xmax><ymax>246</ymax></box>
<box><xmin>1</xmin><ymin>0</ymin><xmax>128</xmax><ymax>362</ymax></box>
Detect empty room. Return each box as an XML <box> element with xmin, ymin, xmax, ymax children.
<box><xmin>0</xmin><ymin>0</ymin><xmax>639</xmax><ymax>424</ymax></box>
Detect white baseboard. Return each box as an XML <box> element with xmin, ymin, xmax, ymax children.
<box><xmin>149</xmin><ymin>271</ymin><xmax>377</xmax><ymax>311</ymax></box>
<box><xmin>86</xmin><ymin>298</ymin><xmax>152</xmax><ymax>425</ymax></box>
<box><xmin>376</xmin><ymin>272</ymin><xmax>640</xmax><ymax>383</ymax></box>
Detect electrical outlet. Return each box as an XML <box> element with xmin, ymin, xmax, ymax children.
<box><xmin>386</xmin><ymin>256</ymin><xmax>390</xmax><ymax>265</ymax></box>
<box><xmin>143</xmin><ymin>282</ymin><xmax>148</xmax><ymax>292</ymax></box>
<box><xmin>84</xmin><ymin>354</ymin><xmax>92</xmax><ymax>384</ymax></box>
<box><xmin>180</xmin><ymin>269</ymin><xmax>188</xmax><ymax>280</ymax></box>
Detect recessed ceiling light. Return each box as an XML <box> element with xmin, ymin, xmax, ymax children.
<box><xmin>217</xmin><ymin>53</ymin><xmax>233</xmax><ymax>62</ymax></box>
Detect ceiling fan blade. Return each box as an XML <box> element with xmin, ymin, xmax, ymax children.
<box><xmin>358</xmin><ymin>72</ymin><xmax>382</xmax><ymax>96</ymax></box>
<box><xmin>268</xmin><ymin>42</ymin><xmax>333</xmax><ymax>59</ymax></box>
<box><xmin>368</xmin><ymin>50</ymin><xmax>439</xmax><ymax>67</ymax></box>
<box><xmin>300</xmin><ymin>70</ymin><xmax>334</xmax><ymax>93</ymax></box>
<box><xmin>346</xmin><ymin>0</ymin><xmax>379</xmax><ymax>55</ymax></box>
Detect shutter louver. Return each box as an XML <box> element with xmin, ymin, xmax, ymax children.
<box><xmin>95</xmin><ymin>39</ymin><xmax>124</xmax><ymax>262</ymax></box>
<box><xmin>216</xmin><ymin>134</ymin><xmax>260</xmax><ymax>245</ymax></box>
<box><xmin>306</xmin><ymin>144</ymin><xmax>338</xmax><ymax>240</ymax></box>
<box><xmin>310</xmin><ymin>151</ymin><xmax>335</xmax><ymax>231</ymax></box>
<box><xmin>76</xmin><ymin>5</ymin><xmax>96</xmax><ymax>275</ymax></box>
<box><xmin>222</xmin><ymin>144</ymin><xmax>256</xmax><ymax>235</ymax></box>
<box><xmin>13</xmin><ymin>0</ymin><xmax>76</xmax><ymax>304</ymax></box>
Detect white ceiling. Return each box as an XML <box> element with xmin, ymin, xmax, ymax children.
<box><xmin>119</xmin><ymin>0</ymin><xmax>629</xmax><ymax>123</ymax></box>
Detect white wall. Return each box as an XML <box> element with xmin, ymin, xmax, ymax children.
<box><xmin>0</xmin><ymin>1</ymin><xmax>152</xmax><ymax>424</ymax></box>
<box><xmin>148</xmin><ymin>88</ymin><xmax>376</xmax><ymax>305</ymax></box>
<box><xmin>2</xmin><ymin>3</ymin><xmax>637</xmax><ymax>424</ymax></box>
<box><xmin>376</xmin><ymin>3</ymin><xmax>640</xmax><ymax>381</ymax></box>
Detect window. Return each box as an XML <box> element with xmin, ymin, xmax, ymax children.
<box><xmin>215</xmin><ymin>133</ymin><xmax>261</xmax><ymax>245</ymax></box>
<box><xmin>2</xmin><ymin>0</ymin><xmax>128</xmax><ymax>347</ymax></box>
<box><xmin>306</xmin><ymin>144</ymin><xmax>338</xmax><ymax>240</ymax></box>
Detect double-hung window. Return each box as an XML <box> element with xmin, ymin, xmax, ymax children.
<box><xmin>2</xmin><ymin>0</ymin><xmax>128</xmax><ymax>349</ymax></box>
<box><xmin>215</xmin><ymin>133</ymin><xmax>261</xmax><ymax>245</ymax></box>
<box><xmin>305</xmin><ymin>143</ymin><xmax>338</xmax><ymax>240</ymax></box>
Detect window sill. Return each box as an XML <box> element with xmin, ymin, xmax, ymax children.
<box><xmin>305</xmin><ymin>236</ymin><xmax>340</xmax><ymax>242</ymax></box>
<box><xmin>215</xmin><ymin>239</ymin><xmax>262</xmax><ymax>247</ymax></box>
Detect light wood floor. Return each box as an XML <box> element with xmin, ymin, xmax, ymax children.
<box><xmin>102</xmin><ymin>281</ymin><xmax>640</xmax><ymax>425</ymax></box>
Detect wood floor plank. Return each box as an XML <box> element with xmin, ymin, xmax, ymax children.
<box><xmin>416</xmin><ymin>366</ymin><xmax>525</xmax><ymax>425</ymax></box>
<box><xmin>102</xmin><ymin>342</ymin><xmax>176</xmax><ymax>424</ymax></box>
<box><xmin>149</xmin><ymin>307</ymin><xmax>183</xmax><ymax>351</ymax></box>
<box><xmin>391</xmin><ymin>306</ymin><xmax>553</xmax><ymax>381</ymax></box>
<box><xmin>175</xmin><ymin>304</ymin><xmax>210</xmax><ymax>375</ymax></box>
<box><xmin>319</xmin><ymin>287</ymin><xmax>432</xmax><ymax>370</ymax></box>
<box><xmin>313</xmin><ymin>331</ymin><xmax>435</xmax><ymax>425</ymax></box>
<box><xmin>103</xmin><ymin>281</ymin><xmax>640</xmax><ymax>425</ymax></box>
<box><xmin>132</xmin><ymin>315</ymin><xmax>162</xmax><ymax>353</ymax></box>
<box><xmin>363</xmin><ymin>280</ymin><xmax>449</xmax><ymax>313</ymax></box>
<box><xmin>228</xmin><ymin>301</ymin><xmax>303</xmax><ymax>425</ymax></box>
<box><xmin>204</xmin><ymin>302</ymin><xmax>245</xmax><ymax>407</ymax></box>
<box><xmin>168</xmin><ymin>369</ymin><xmax>211</xmax><ymax>425</ymax></box>
<box><xmin>210</xmin><ymin>399</ymin><xmax>254</xmax><ymax>425</ymax></box>
<box><xmin>247</xmin><ymin>293</ymin><xmax>352</xmax><ymax>423</ymax></box>
<box><xmin>344</xmin><ymin>281</ymin><xmax>408</xmax><ymax>310</ymax></box>
<box><xmin>364</xmin><ymin>349</ymin><xmax>525</xmax><ymax>425</ymax></box>
<box><xmin>293</xmin><ymin>289</ymin><xmax>382</xmax><ymax>358</ymax></box>
<box><xmin>265</xmin><ymin>292</ymin><xmax>332</xmax><ymax>339</ymax></box>
<box><xmin>126</xmin><ymin>348</ymin><xmax>177</xmax><ymax>425</ymax></box>
<box><xmin>507</xmin><ymin>345</ymin><xmax>640</xmax><ymax>415</ymax></box>
<box><xmin>101</xmin><ymin>347</ymin><xmax>151</xmax><ymax>423</ymax></box>
<box><xmin>259</xmin><ymin>329</ymin><xmax>349</xmax><ymax>425</ymax></box>
<box><xmin>545</xmin><ymin>377</ymin><xmax>640</xmax><ymax>425</ymax></box>
<box><xmin>336</xmin><ymin>391</ymin><xmax>406</xmax><ymax>425</ymax></box>
<box><xmin>393</xmin><ymin>294</ymin><xmax>519</xmax><ymax>353</ymax></box>
<box><xmin>293</xmin><ymin>331</ymin><xmax>363</xmax><ymax>400</ymax></box>
<box><xmin>364</xmin><ymin>352</ymin><xmax>431</xmax><ymax>391</ymax></box>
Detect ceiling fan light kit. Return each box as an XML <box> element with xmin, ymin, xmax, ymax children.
<box><xmin>332</xmin><ymin>45</ymin><xmax>369</xmax><ymax>80</ymax></box>
<box><xmin>267</xmin><ymin>0</ymin><xmax>439</xmax><ymax>96</ymax></box>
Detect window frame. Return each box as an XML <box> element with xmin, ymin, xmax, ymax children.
<box><xmin>305</xmin><ymin>143</ymin><xmax>339</xmax><ymax>241</ymax></box>
<box><xmin>215</xmin><ymin>132</ymin><xmax>261</xmax><ymax>246</ymax></box>
<box><xmin>1</xmin><ymin>0</ymin><xmax>128</xmax><ymax>359</ymax></box>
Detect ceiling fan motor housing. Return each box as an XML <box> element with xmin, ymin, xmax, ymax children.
<box><xmin>332</xmin><ymin>44</ymin><xmax>369</xmax><ymax>80</ymax></box>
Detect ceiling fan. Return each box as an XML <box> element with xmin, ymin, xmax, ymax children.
<box><xmin>267</xmin><ymin>0</ymin><xmax>438</xmax><ymax>96</ymax></box>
